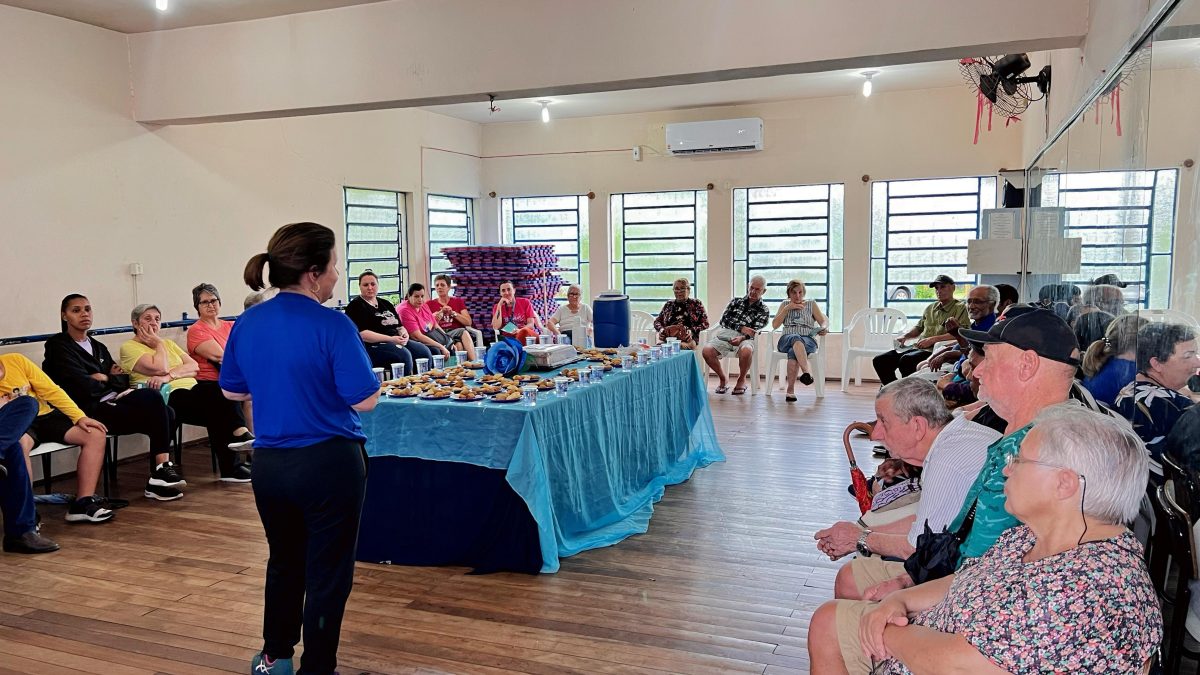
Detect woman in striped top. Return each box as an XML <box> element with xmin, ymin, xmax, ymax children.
<box><xmin>772</xmin><ymin>279</ymin><xmax>827</xmax><ymax>401</ymax></box>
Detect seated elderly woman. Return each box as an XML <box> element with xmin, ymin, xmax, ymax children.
<box><xmin>120</xmin><ymin>304</ymin><xmax>252</xmax><ymax>495</ymax></box>
<box><xmin>186</xmin><ymin>283</ymin><xmax>254</xmax><ymax>481</ymax></box>
<box><xmin>548</xmin><ymin>285</ymin><xmax>593</xmax><ymax>347</ymax></box>
<box><xmin>491</xmin><ymin>280</ymin><xmax>549</xmax><ymax>344</ymax></box>
<box><xmin>815</xmin><ymin>406</ymin><xmax>1161</xmax><ymax>675</ymax></box>
<box><xmin>771</xmin><ymin>279</ymin><xmax>828</xmax><ymax>400</ymax></box>
<box><xmin>653</xmin><ymin>278</ymin><xmax>709</xmax><ymax>350</ymax></box>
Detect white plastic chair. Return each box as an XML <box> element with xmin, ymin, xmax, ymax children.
<box><xmin>763</xmin><ymin>330</ymin><xmax>826</xmax><ymax>398</ymax></box>
<box><xmin>841</xmin><ymin>307</ymin><xmax>910</xmax><ymax>391</ymax></box>
<box><xmin>630</xmin><ymin>310</ymin><xmax>656</xmax><ymax>346</ymax></box>
<box><xmin>1139</xmin><ymin>308</ymin><xmax>1200</xmax><ymax>332</ymax></box>
<box><xmin>698</xmin><ymin>328</ymin><xmax>761</xmax><ymax>394</ymax></box>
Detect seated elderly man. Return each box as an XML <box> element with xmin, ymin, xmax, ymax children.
<box><xmin>858</xmin><ymin>407</ymin><xmax>1160</xmax><ymax>675</ymax></box>
<box><xmin>1114</xmin><ymin>322</ymin><xmax>1197</xmax><ymax>480</ymax></box>
<box><xmin>921</xmin><ymin>285</ymin><xmax>998</xmax><ymax>373</ymax></box>
<box><xmin>873</xmin><ymin>275</ymin><xmax>968</xmax><ymax>385</ymax></box>
<box><xmin>701</xmin><ymin>276</ymin><xmax>770</xmax><ymax>395</ymax></box>
<box><xmin>814</xmin><ymin>378</ymin><xmax>998</xmax><ymax>596</ymax></box>
<box><xmin>809</xmin><ymin>306</ymin><xmax>1080</xmax><ymax>675</ymax></box>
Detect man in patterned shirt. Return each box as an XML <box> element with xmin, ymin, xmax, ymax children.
<box><xmin>701</xmin><ymin>276</ymin><xmax>770</xmax><ymax>395</ymax></box>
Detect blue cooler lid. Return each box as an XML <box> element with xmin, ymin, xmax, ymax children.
<box><xmin>595</xmin><ymin>290</ymin><xmax>628</xmax><ymax>302</ymax></box>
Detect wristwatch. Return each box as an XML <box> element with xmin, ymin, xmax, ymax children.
<box><xmin>856</xmin><ymin>529</ymin><xmax>873</xmax><ymax>557</ymax></box>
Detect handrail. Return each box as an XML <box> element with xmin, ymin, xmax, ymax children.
<box><xmin>0</xmin><ymin>315</ymin><xmax>237</xmax><ymax>347</ymax></box>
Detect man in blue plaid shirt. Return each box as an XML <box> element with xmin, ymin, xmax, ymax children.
<box><xmin>702</xmin><ymin>275</ymin><xmax>770</xmax><ymax>395</ymax></box>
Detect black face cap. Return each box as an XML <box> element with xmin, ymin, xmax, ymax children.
<box><xmin>959</xmin><ymin>307</ymin><xmax>1080</xmax><ymax>366</ymax></box>
<box><xmin>1092</xmin><ymin>273</ymin><xmax>1128</xmax><ymax>288</ymax></box>
<box><xmin>928</xmin><ymin>275</ymin><xmax>954</xmax><ymax>287</ymax></box>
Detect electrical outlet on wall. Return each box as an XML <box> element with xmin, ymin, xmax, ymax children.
<box><xmin>632</xmin><ymin>146</ymin><xmax>642</xmax><ymax>161</ymax></box>
<box><xmin>129</xmin><ymin>262</ymin><xmax>144</xmax><ymax>276</ymax></box>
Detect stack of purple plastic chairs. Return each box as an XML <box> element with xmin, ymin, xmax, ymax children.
<box><xmin>442</xmin><ymin>245</ymin><xmax>567</xmax><ymax>336</ymax></box>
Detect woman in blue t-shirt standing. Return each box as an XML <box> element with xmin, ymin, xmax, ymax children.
<box><xmin>220</xmin><ymin>222</ymin><xmax>380</xmax><ymax>675</ymax></box>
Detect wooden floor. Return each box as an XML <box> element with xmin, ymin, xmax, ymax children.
<box><xmin>2</xmin><ymin>382</ymin><xmax>882</xmax><ymax>674</ymax></box>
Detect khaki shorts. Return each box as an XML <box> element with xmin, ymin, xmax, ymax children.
<box><xmin>849</xmin><ymin>556</ymin><xmax>907</xmax><ymax>597</ymax></box>
<box><xmin>706</xmin><ymin>327</ymin><xmax>754</xmax><ymax>357</ymax></box>
<box><xmin>835</xmin><ymin>599</ymin><xmax>880</xmax><ymax>675</ymax></box>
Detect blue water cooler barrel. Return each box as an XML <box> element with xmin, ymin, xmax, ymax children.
<box><xmin>592</xmin><ymin>291</ymin><xmax>630</xmax><ymax>347</ymax></box>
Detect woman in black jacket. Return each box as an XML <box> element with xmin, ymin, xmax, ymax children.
<box><xmin>42</xmin><ymin>294</ymin><xmax>184</xmax><ymax>501</ymax></box>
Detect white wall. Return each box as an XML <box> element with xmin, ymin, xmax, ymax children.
<box><xmin>0</xmin><ymin>5</ymin><xmax>481</xmax><ymax>476</ymax></box>
<box><xmin>480</xmin><ymin>86</ymin><xmax>1025</xmax><ymax>373</ymax></box>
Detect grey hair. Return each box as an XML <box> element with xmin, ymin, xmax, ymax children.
<box><xmin>1029</xmin><ymin>405</ymin><xmax>1147</xmax><ymax>524</ymax></box>
<box><xmin>191</xmin><ymin>282</ymin><xmax>220</xmax><ymax>310</ymax></box>
<box><xmin>877</xmin><ymin>378</ymin><xmax>953</xmax><ymax>429</ymax></box>
<box><xmin>1136</xmin><ymin>322</ymin><xmax>1197</xmax><ymax>373</ymax></box>
<box><xmin>749</xmin><ymin>274</ymin><xmax>767</xmax><ymax>287</ymax></box>
<box><xmin>244</xmin><ymin>287</ymin><xmax>278</xmax><ymax>310</ymax></box>
<box><xmin>130</xmin><ymin>303</ymin><xmax>160</xmax><ymax>324</ymax></box>
<box><xmin>976</xmin><ymin>284</ymin><xmax>1000</xmax><ymax>308</ymax></box>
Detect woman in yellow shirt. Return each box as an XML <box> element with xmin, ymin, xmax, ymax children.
<box><xmin>0</xmin><ymin>353</ymin><xmax>112</xmax><ymax>523</ymax></box>
<box><xmin>120</xmin><ymin>304</ymin><xmax>252</xmax><ymax>494</ymax></box>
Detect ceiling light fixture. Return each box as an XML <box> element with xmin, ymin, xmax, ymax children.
<box><xmin>537</xmin><ymin>100</ymin><xmax>552</xmax><ymax>123</ymax></box>
<box><xmin>861</xmin><ymin>71</ymin><xmax>879</xmax><ymax>97</ymax></box>
<box><xmin>155</xmin><ymin>0</ymin><xmax>168</xmax><ymax>10</ymax></box>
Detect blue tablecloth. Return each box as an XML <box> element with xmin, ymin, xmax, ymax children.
<box><xmin>360</xmin><ymin>351</ymin><xmax>725</xmax><ymax>572</ymax></box>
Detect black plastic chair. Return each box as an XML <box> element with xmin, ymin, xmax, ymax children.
<box><xmin>1155</xmin><ymin>481</ymin><xmax>1200</xmax><ymax>673</ymax></box>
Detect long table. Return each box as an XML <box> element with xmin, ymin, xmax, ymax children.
<box><xmin>356</xmin><ymin>350</ymin><xmax>725</xmax><ymax>573</ymax></box>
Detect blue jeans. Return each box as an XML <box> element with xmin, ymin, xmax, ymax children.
<box><xmin>1</xmin><ymin>396</ymin><xmax>40</xmax><ymax>537</ymax></box>
<box><xmin>777</xmin><ymin>333</ymin><xmax>817</xmax><ymax>360</ymax></box>
<box><xmin>364</xmin><ymin>342</ymin><xmax>434</xmax><ymax>374</ymax></box>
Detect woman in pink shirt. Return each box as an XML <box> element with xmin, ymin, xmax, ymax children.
<box><xmin>490</xmin><ymin>280</ymin><xmax>547</xmax><ymax>344</ymax></box>
<box><xmin>429</xmin><ymin>274</ymin><xmax>479</xmax><ymax>360</ymax></box>
<box><xmin>397</xmin><ymin>283</ymin><xmax>453</xmax><ymax>360</ymax></box>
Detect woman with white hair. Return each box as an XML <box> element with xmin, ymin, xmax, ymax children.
<box><xmin>856</xmin><ymin>406</ymin><xmax>1161</xmax><ymax>675</ymax></box>
<box><xmin>771</xmin><ymin>278</ymin><xmax>827</xmax><ymax>401</ymax></box>
<box><xmin>548</xmin><ymin>285</ymin><xmax>593</xmax><ymax>346</ymax></box>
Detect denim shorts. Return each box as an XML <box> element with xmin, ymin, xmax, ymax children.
<box><xmin>777</xmin><ymin>333</ymin><xmax>817</xmax><ymax>359</ymax></box>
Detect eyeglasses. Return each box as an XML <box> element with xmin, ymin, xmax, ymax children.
<box><xmin>1005</xmin><ymin>453</ymin><xmax>1068</xmax><ymax>471</ymax></box>
<box><xmin>198</xmin><ymin>299</ymin><xmax>221</xmax><ymax>306</ymax></box>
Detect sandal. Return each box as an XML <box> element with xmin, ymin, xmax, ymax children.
<box><xmin>714</xmin><ymin>385</ymin><xmax>729</xmax><ymax>394</ymax></box>
<box><xmin>786</xmin><ymin>394</ymin><xmax>797</xmax><ymax>402</ymax></box>
<box><xmin>731</xmin><ymin>386</ymin><xmax>747</xmax><ymax>395</ymax></box>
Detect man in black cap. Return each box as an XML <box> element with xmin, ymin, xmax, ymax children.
<box><xmin>872</xmin><ymin>275</ymin><xmax>969</xmax><ymax>385</ymax></box>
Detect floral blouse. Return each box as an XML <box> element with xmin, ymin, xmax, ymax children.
<box><xmin>885</xmin><ymin>525</ymin><xmax>1161</xmax><ymax>674</ymax></box>
<box><xmin>654</xmin><ymin>298</ymin><xmax>709</xmax><ymax>341</ymax></box>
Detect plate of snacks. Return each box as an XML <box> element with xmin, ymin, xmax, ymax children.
<box><xmin>385</xmin><ymin>387</ymin><xmax>417</xmax><ymax>398</ymax></box>
<box><xmin>536</xmin><ymin>379</ymin><xmax>556</xmax><ymax>391</ymax></box>
<box><xmin>451</xmin><ymin>390</ymin><xmax>484</xmax><ymax>402</ymax></box>
<box><xmin>513</xmin><ymin>374</ymin><xmax>541</xmax><ymax>383</ymax></box>
<box><xmin>490</xmin><ymin>391</ymin><xmax>523</xmax><ymax>403</ymax></box>
<box><xmin>461</xmin><ymin>360</ymin><xmax>485</xmax><ymax>369</ymax></box>
<box><xmin>560</xmin><ymin>368</ymin><xmax>580</xmax><ymax>381</ymax></box>
<box><xmin>475</xmin><ymin>384</ymin><xmax>502</xmax><ymax>395</ymax></box>
<box><xmin>418</xmin><ymin>389</ymin><xmax>451</xmax><ymax>400</ymax></box>
<box><xmin>478</xmin><ymin>373</ymin><xmax>507</xmax><ymax>383</ymax></box>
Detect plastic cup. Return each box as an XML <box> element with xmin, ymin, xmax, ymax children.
<box><xmin>557</xmin><ymin>334</ymin><xmax>570</xmax><ymax>345</ymax></box>
<box><xmin>372</xmin><ymin>367</ymin><xmax>385</xmax><ymax>384</ymax></box>
<box><xmin>578</xmin><ymin>367</ymin><xmax>591</xmax><ymax>385</ymax></box>
<box><xmin>525</xmin><ymin>336</ymin><xmax>536</xmax><ymax>347</ymax></box>
<box><xmin>538</xmin><ymin>334</ymin><xmax>552</xmax><ymax>345</ymax></box>
<box><xmin>621</xmin><ymin>354</ymin><xmax>633</xmax><ymax>370</ymax></box>
<box><xmin>521</xmin><ymin>385</ymin><xmax>538</xmax><ymax>406</ymax></box>
<box><xmin>415</xmin><ymin>358</ymin><xmax>429</xmax><ymax>374</ymax></box>
<box><xmin>390</xmin><ymin>362</ymin><xmax>406</xmax><ymax>380</ymax></box>
<box><xmin>455</xmin><ymin>350</ymin><xmax>468</xmax><ymax>365</ymax></box>
<box><xmin>650</xmin><ymin>346</ymin><xmax>663</xmax><ymax>361</ymax></box>
<box><xmin>592</xmin><ymin>364</ymin><xmax>605</xmax><ymax>381</ymax></box>
<box><xmin>637</xmin><ymin>350</ymin><xmax>649</xmax><ymax>366</ymax></box>
<box><xmin>432</xmin><ymin>354</ymin><xmax>445</xmax><ymax>370</ymax></box>
<box><xmin>554</xmin><ymin>376</ymin><xmax>569</xmax><ymax>395</ymax></box>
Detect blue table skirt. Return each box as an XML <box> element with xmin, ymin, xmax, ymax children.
<box><xmin>359</xmin><ymin>351</ymin><xmax>725</xmax><ymax>572</ymax></box>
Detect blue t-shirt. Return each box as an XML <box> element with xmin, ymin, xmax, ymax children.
<box><xmin>219</xmin><ymin>292</ymin><xmax>379</xmax><ymax>448</ymax></box>
<box><xmin>1081</xmin><ymin>357</ymin><xmax>1137</xmax><ymax>409</ymax></box>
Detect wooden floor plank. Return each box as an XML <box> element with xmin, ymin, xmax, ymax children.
<box><xmin>3</xmin><ymin>380</ymin><xmax>886</xmax><ymax>674</ymax></box>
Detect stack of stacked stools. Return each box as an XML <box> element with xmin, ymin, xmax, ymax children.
<box><xmin>442</xmin><ymin>245</ymin><xmax>566</xmax><ymax>344</ymax></box>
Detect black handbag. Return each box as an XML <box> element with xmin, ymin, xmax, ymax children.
<box><xmin>426</xmin><ymin>326</ymin><xmax>455</xmax><ymax>349</ymax></box>
<box><xmin>903</xmin><ymin>500</ymin><xmax>977</xmax><ymax>585</ymax></box>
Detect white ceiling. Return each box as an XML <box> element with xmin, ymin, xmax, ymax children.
<box><xmin>0</xmin><ymin>0</ymin><xmax>386</xmax><ymax>33</ymax></box>
<box><xmin>424</xmin><ymin>61</ymin><xmax>970</xmax><ymax>125</ymax></box>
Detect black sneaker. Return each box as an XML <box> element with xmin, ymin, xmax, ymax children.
<box><xmin>228</xmin><ymin>431</ymin><xmax>255</xmax><ymax>450</ymax></box>
<box><xmin>65</xmin><ymin>495</ymin><xmax>114</xmax><ymax>524</ymax></box>
<box><xmin>149</xmin><ymin>461</ymin><xmax>186</xmax><ymax>488</ymax></box>
<box><xmin>218</xmin><ymin>463</ymin><xmax>253</xmax><ymax>483</ymax></box>
<box><xmin>144</xmin><ymin>481</ymin><xmax>184</xmax><ymax>501</ymax></box>
<box><xmin>98</xmin><ymin>496</ymin><xmax>130</xmax><ymax>510</ymax></box>
<box><xmin>799</xmin><ymin>373</ymin><xmax>814</xmax><ymax>386</ymax></box>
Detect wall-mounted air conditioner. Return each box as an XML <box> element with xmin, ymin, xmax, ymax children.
<box><xmin>665</xmin><ymin>118</ymin><xmax>763</xmax><ymax>156</ymax></box>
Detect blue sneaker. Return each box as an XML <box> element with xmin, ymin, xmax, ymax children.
<box><xmin>251</xmin><ymin>653</ymin><xmax>294</xmax><ymax>675</ymax></box>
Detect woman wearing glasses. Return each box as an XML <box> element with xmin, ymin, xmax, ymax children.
<box><xmin>548</xmin><ymin>285</ymin><xmax>592</xmax><ymax>347</ymax></box>
<box><xmin>186</xmin><ymin>283</ymin><xmax>254</xmax><ymax>481</ymax></box>
<box><xmin>854</xmin><ymin>406</ymin><xmax>1160</xmax><ymax>675</ymax></box>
